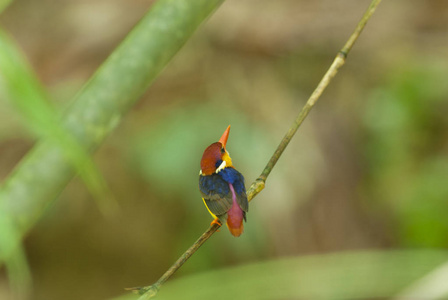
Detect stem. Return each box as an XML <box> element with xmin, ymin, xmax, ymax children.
<box><xmin>254</xmin><ymin>0</ymin><xmax>382</xmax><ymax>190</ymax></box>
<box><xmin>127</xmin><ymin>224</ymin><xmax>221</xmax><ymax>298</ymax></box>
<box><xmin>133</xmin><ymin>0</ymin><xmax>383</xmax><ymax>298</ymax></box>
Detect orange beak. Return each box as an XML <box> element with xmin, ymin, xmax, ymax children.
<box><xmin>218</xmin><ymin>125</ymin><xmax>231</xmax><ymax>148</ymax></box>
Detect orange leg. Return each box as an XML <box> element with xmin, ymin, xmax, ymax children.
<box><xmin>211</xmin><ymin>218</ymin><xmax>222</xmax><ymax>227</ymax></box>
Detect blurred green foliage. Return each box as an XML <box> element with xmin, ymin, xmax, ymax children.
<box><xmin>0</xmin><ymin>0</ymin><xmax>11</xmax><ymax>14</ymax></box>
<box><xmin>0</xmin><ymin>0</ymin><xmax>225</xmax><ymax>298</ymax></box>
<box><xmin>0</xmin><ymin>27</ymin><xmax>113</xmax><ymax>297</ymax></box>
<box><xmin>0</xmin><ymin>0</ymin><xmax>447</xmax><ymax>299</ymax></box>
<box><xmin>0</xmin><ymin>29</ymin><xmax>114</xmax><ymax>216</ymax></box>
<box><xmin>363</xmin><ymin>61</ymin><xmax>448</xmax><ymax>247</ymax></box>
<box><xmin>116</xmin><ymin>250</ymin><xmax>448</xmax><ymax>300</ymax></box>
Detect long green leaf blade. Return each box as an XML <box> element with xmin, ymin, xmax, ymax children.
<box><xmin>113</xmin><ymin>250</ymin><xmax>448</xmax><ymax>300</ymax></box>
<box><xmin>0</xmin><ymin>29</ymin><xmax>116</xmax><ymax>216</ymax></box>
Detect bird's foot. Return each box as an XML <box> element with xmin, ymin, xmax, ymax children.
<box><xmin>211</xmin><ymin>218</ymin><xmax>222</xmax><ymax>228</ymax></box>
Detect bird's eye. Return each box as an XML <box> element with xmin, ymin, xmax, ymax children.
<box><xmin>221</xmin><ymin>147</ymin><xmax>225</xmax><ymax>154</ymax></box>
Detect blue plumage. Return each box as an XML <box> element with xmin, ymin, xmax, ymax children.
<box><xmin>199</xmin><ymin>173</ymin><xmax>230</xmax><ymax>198</ymax></box>
<box><xmin>218</xmin><ymin>168</ymin><xmax>246</xmax><ymax>194</ymax></box>
<box><xmin>215</xmin><ymin>159</ymin><xmax>223</xmax><ymax>168</ymax></box>
<box><xmin>199</xmin><ymin>167</ymin><xmax>245</xmax><ymax>197</ymax></box>
<box><xmin>199</xmin><ymin>166</ymin><xmax>248</xmax><ymax>218</ymax></box>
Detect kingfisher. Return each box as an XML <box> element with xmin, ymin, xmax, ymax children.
<box><xmin>199</xmin><ymin>125</ymin><xmax>249</xmax><ymax>237</ymax></box>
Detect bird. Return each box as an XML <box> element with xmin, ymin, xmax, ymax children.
<box><xmin>199</xmin><ymin>125</ymin><xmax>249</xmax><ymax>237</ymax></box>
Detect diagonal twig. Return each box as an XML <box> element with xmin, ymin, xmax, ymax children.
<box><xmin>131</xmin><ymin>0</ymin><xmax>383</xmax><ymax>298</ymax></box>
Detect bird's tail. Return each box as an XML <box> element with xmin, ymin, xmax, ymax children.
<box><xmin>227</xmin><ymin>221</ymin><xmax>244</xmax><ymax>237</ymax></box>
<box><xmin>227</xmin><ymin>183</ymin><xmax>245</xmax><ymax>237</ymax></box>
<box><xmin>227</xmin><ymin>207</ymin><xmax>245</xmax><ymax>237</ymax></box>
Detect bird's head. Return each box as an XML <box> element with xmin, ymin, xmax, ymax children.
<box><xmin>200</xmin><ymin>125</ymin><xmax>233</xmax><ymax>176</ymax></box>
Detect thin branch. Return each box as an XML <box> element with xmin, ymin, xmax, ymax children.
<box><xmin>126</xmin><ymin>224</ymin><xmax>220</xmax><ymax>298</ymax></box>
<box><xmin>132</xmin><ymin>0</ymin><xmax>382</xmax><ymax>298</ymax></box>
<box><xmin>251</xmin><ymin>0</ymin><xmax>382</xmax><ymax>198</ymax></box>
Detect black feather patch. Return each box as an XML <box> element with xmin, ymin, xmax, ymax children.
<box><xmin>199</xmin><ymin>174</ymin><xmax>233</xmax><ymax>217</ymax></box>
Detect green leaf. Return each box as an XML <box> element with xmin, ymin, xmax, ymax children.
<box><xmin>114</xmin><ymin>250</ymin><xmax>448</xmax><ymax>300</ymax></box>
<box><xmin>5</xmin><ymin>245</ymin><xmax>31</xmax><ymax>299</ymax></box>
<box><xmin>0</xmin><ymin>0</ymin><xmax>11</xmax><ymax>14</ymax></box>
<box><xmin>0</xmin><ymin>29</ymin><xmax>117</xmax><ymax>216</ymax></box>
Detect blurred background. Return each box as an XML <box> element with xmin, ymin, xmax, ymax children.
<box><xmin>1</xmin><ymin>0</ymin><xmax>448</xmax><ymax>299</ymax></box>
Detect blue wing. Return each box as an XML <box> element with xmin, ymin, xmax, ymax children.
<box><xmin>199</xmin><ymin>167</ymin><xmax>249</xmax><ymax>218</ymax></box>
<box><xmin>199</xmin><ymin>174</ymin><xmax>233</xmax><ymax>217</ymax></box>
<box><xmin>215</xmin><ymin>167</ymin><xmax>249</xmax><ymax>213</ymax></box>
